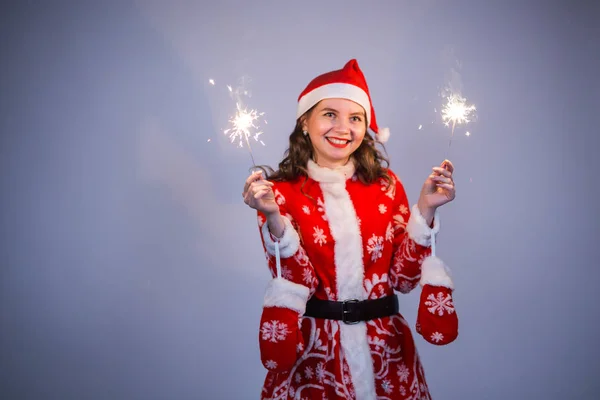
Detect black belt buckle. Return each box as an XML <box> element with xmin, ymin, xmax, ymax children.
<box><xmin>342</xmin><ymin>299</ymin><xmax>360</xmax><ymax>324</ymax></box>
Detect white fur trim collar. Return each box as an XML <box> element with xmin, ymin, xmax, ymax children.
<box><xmin>307</xmin><ymin>159</ymin><xmax>356</xmax><ymax>183</ymax></box>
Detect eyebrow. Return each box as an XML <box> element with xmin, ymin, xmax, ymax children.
<box><xmin>321</xmin><ymin>107</ymin><xmax>365</xmax><ymax>116</ymax></box>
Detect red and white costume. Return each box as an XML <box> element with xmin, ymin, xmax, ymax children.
<box><xmin>254</xmin><ymin>59</ymin><xmax>458</xmax><ymax>399</ymax></box>
<box><xmin>256</xmin><ymin>159</ymin><xmax>458</xmax><ymax>400</ymax></box>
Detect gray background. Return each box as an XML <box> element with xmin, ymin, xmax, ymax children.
<box><xmin>1</xmin><ymin>1</ymin><xmax>598</xmax><ymax>399</ymax></box>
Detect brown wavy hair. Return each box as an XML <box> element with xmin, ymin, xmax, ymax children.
<box><xmin>258</xmin><ymin>103</ymin><xmax>394</xmax><ymax>195</ymax></box>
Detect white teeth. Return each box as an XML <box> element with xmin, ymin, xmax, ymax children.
<box><xmin>327</xmin><ymin>138</ymin><xmax>349</xmax><ymax>145</ymax></box>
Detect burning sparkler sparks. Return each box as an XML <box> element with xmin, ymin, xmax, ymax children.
<box><xmin>441</xmin><ymin>93</ymin><xmax>476</xmax><ymax>147</ymax></box>
<box><xmin>223</xmin><ymin>103</ymin><xmax>265</xmax><ymax>166</ymax></box>
<box><xmin>208</xmin><ymin>77</ymin><xmax>267</xmax><ymax>167</ymax></box>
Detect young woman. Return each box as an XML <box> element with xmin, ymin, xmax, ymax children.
<box><xmin>242</xmin><ymin>59</ymin><xmax>458</xmax><ymax>400</ymax></box>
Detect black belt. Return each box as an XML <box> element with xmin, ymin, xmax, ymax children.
<box><xmin>304</xmin><ymin>295</ymin><xmax>399</xmax><ymax>324</ymax></box>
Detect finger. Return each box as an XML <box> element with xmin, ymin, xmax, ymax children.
<box><xmin>432</xmin><ymin>167</ymin><xmax>452</xmax><ymax>178</ymax></box>
<box><xmin>244</xmin><ymin>170</ymin><xmax>263</xmax><ymax>192</ymax></box>
<box><xmin>441</xmin><ymin>159</ymin><xmax>454</xmax><ymax>173</ymax></box>
<box><xmin>245</xmin><ymin>170</ymin><xmax>261</xmax><ymax>185</ymax></box>
<box><xmin>436</xmin><ymin>183</ymin><xmax>454</xmax><ymax>190</ymax></box>
<box><xmin>254</xmin><ymin>188</ymin><xmax>270</xmax><ymax>199</ymax></box>
<box><xmin>249</xmin><ymin>182</ymin><xmax>273</xmax><ymax>194</ymax></box>
<box><xmin>432</xmin><ymin>176</ymin><xmax>452</xmax><ymax>184</ymax></box>
<box><xmin>255</xmin><ymin>179</ymin><xmax>274</xmax><ymax>187</ymax></box>
<box><xmin>244</xmin><ymin>186</ymin><xmax>258</xmax><ymax>203</ymax></box>
<box><xmin>248</xmin><ymin>177</ymin><xmax>273</xmax><ymax>190</ymax></box>
<box><xmin>243</xmin><ymin>189</ymin><xmax>252</xmax><ymax>203</ymax></box>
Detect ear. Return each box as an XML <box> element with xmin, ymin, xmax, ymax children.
<box><xmin>299</xmin><ymin>116</ymin><xmax>308</xmax><ymax>132</ymax></box>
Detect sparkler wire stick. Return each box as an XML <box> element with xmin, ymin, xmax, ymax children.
<box><xmin>242</xmin><ymin>124</ymin><xmax>257</xmax><ymax>167</ymax></box>
<box><xmin>449</xmin><ymin>120</ymin><xmax>457</xmax><ymax>148</ymax></box>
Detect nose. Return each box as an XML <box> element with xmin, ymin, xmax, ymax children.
<box><xmin>334</xmin><ymin>118</ymin><xmax>351</xmax><ymax>135</ymax></box>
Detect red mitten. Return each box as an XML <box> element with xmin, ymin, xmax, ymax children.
<box><xmin>416</xmin><ymin>255</ymin><xmax>459</xmax><ymax>345</ymax></box>
<box><xmin>259</xmin><ymin>277</ymin><xmax>310</xmax><ymax>372</ymax></box>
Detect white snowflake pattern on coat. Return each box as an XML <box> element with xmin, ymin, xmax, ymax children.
<box><xmin>302</xmin><ymin>268</ymin><xmax>317</xmax><ymax>287</ymax></box>
<box><xmin>364</xmin><ymin>273</ymin><xmax>389</xmax><ymax>299</ymax></box>
<box><xmin>302</xmin><ymin>205</ymin><xmax>311</xmax><ymax>215</ymax></box>
<box><xmin>313</xmin><ymin>226</ymin><xmax>327</xmax><ymax>246</ymax></box>
<box><xmin>366</xmin><ymin>234</ymin><xmax>384</xmax><ymax>262</ymax></box>
<box><xmin>381</xmin><ymin>379</ymin><xmax>394</xmax><ymax>394</ymax></box>
<box><xmin>399</xmin><ymin>385</ymin><xmax>407</xmax><ymax>396</ymax></box>
<box><xmin>385</xmin><ymin>222</ymin><xmax>394</xmax><ymax>242</ymax></box>
<box><xmin>274</xmin><ymin>189</ymin><xmax>286</xmax><ymax>205</ymax></box>
<box><xmin>323</xmin><ymin>287</ymin><xmax>335</xmax><ymax>300</ymax></box>
<box><xmin>315</xmin><ymin>363</ymin><xmax>326</xmax><ymax>382</ymax></box>
<box><xmin>381</xmin><ymin>178</ymin><xmax>396</xmax><ymax>199</ymax></box>
<box><xmin>304</xmin><ymin>366</ymin><xmax>314</xmax><ymax>379</ymax></box>
<box><xmin>379</xmin><ymin>204</ymin><xmax>387</xmax><ymax>214</ymax></box>
<box><xmin>293</xmin><ymin>247</ymin><xmax>310</xmax><ymax>267</ymax></box>
<box><xmin>316</xmin><ymin>198</ymin><xmax>327</xmax><ymax>220</ymax></box>
<box><xmin>397</xmin><ymin>363</ymin><xmax>410</xmax><ymax>383</ymax></box>
<box><xmin>390</xmin><ymin>237</ymin><xmax>422</xmax><ymax>294</ymax></box>
<box><xmin>393</xmin><ymin>214</ymin><xmax>406</xmax><ymax>230</ymax></box>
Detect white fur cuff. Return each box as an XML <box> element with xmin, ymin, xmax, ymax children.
<box><xmin>420</xmin><ymin>255</ymin><xmax>454</xmax><ymax>289</ymax></box>
<box><xmin>263</xmin><ymin>277</ymin><xmax>310</xmax><ymax>314</ymax></box>
<box><xmin>406</xmin><ymin>204</ymin><xmax>440</xmax><ymax>247</ymax></box>
<box><xmin>261</xmin><ymin>215</ymin><xmax>300</xmax><ymax>258</ymax></box>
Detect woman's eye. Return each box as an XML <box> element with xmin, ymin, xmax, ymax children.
<box><xmin>352</xmin><ymin>116</ymin><xmax>362</xmax><ymax>122</ymax></box>
<box><xmin>324</xmin><ymin>112</ymin><xmax>335</xmax><ymax>118</ymax></box>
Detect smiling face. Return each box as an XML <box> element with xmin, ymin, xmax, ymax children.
<box><xmin>301</xmin><ymin>98</ymin><xmax>368</xmax><ymax>169</ymax></box>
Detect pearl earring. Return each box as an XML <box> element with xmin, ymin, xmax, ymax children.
<box><xmin>303</xmin><ymin>130</ymin><xmax>308</xmax><ymax>136</ymax></box>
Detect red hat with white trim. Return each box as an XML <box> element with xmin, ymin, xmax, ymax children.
<box><xmin>296</xmin><ymin>59</ymin><xmax>390</xmax><ymax>143</ymax></box>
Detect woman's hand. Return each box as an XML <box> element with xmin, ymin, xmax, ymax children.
<box><xmin>417</xmin><ymin>159</ymin><xmax>456</xmax><ymax>225</ymax></box>
<box><xmin>242</xmin><ymin>170</ymin><xmax>279</xmax><ymax>217</ymax></box>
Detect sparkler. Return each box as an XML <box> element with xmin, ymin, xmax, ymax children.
<box><xmin>209</xmin><ymin>78</ymin><xmax>266</xmax><ymax>168</ymax></box>
<box><xmin>223</xmin><ymin>102</ymin><xmax>265</xmax><ymax>167</ymax></box>
<box><xmin>441</xmin><ymin>93</ymin><xmax>476</xmax><ymax>148</ymax></box>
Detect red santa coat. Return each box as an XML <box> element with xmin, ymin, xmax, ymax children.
<box><xmin>256</xmin><ymin>159</ymin><xmax>457</xmax><ymax>400</ymax></box>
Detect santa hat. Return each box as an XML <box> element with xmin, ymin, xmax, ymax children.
<box><xmin>296</xmin><ymin>59</ymin><xmax>390</xmax><ymax>143</ymax></box>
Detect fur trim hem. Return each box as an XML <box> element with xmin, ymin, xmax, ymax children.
<box><xmin>263</xmin><ymin>277</ymin><xmax>310</xmax><ymax>314</ymax></box>
<box><xmin>420</xmin><ymin>255</ymin><xmax>454</xmax><ymax>289</ymax></box>
<box><xmin>261</xmin><ymin>215</ymin><xmax>300</xmax><ymax>258</ymax></box>
<box><xmin>406</xmin><ymin>204</ymin><xmax>440</xmax><ymax>247</ymax></box>
<box><xmin>339</xmin><ymin>323</ymin><xmax>377</xmax><ymax>399</ymax></box>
